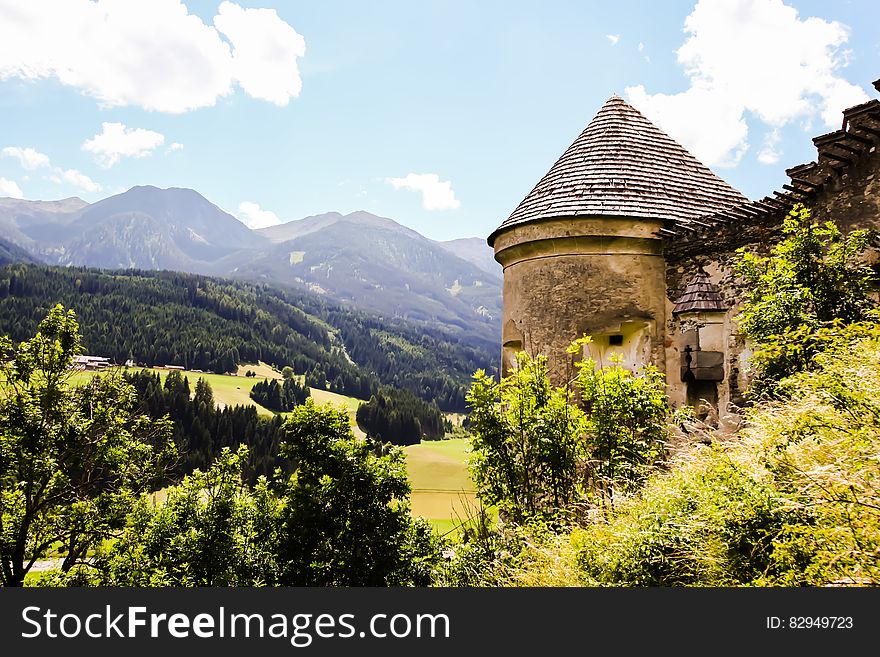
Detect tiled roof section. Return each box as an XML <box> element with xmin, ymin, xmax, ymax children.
<box><xmin>672</xmin><ymin>271</ymin><xmax>727</xmax><ymax>315</ymax></box>
<box><xmin>488</xmin><ymin>96</ymin><xmax>748</xmax><ymax>245</ymax></box>
<box><xmin>670</xmin><ymin>95</ymin><xmax>880</xmax><ymax>238</ymax></box>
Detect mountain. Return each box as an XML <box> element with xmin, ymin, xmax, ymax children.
<box><xmin>436</xmin><ymin>237</ymin><xmax>501</xmax><ymax>277</ymax></box>
<box><xmin>0</xmin><ymin>264</ymin><xmax>497</xmax><ymax>411</ymax></box>
<box><xmin>3</xmin><ymin>186</ymin><xmax>266</xmax><ymax>270</ymax></box>
<box><xmin>0</xmin><ymin>189</ymin><xmax>501</xmax><ymax>340</ymax></box>
<box><xmin>0</xmin><ymin>196</ymin><xmax>89</xmax><ymax>253</ymax></box>
<box><xmin>233</xmin><ymin>210</ymin><xmax>501</xmax><ymax>340</ymax></box>
<box><xmin>258</xmin><ymin>210</ymin><xmax>425</xmax><ymax>243</ymax></box>
<box><xmin>0</xmin><ymin>236</ymin><xmax>41</xmax><ymax>266</ymax></box>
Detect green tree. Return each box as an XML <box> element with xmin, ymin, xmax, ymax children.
<box><xmin>0</xmin><ymin>305</ymin><xmax>175</xmax><ymax>586</ymax></box>
<box><xmin>96</xmin><ymin>446</ymin><xmax>279</xmax><ymax>586</ymax></box>
<box><xmin>734</xmin><ymin>204</ymin><xmax>875</xmax><ymax>391</ymax></box>
<box><xmin>281</xmin><ymin>366</ymin><xmax>294</xmax><ymax>380</ymax></box>
<box><xmin>193</xmin><ymin>377</ymin><xmax>214</xmax><ymax>409</ymax></box>
<box><xmin>272</xmin><ymin>400</ymin><xmax>439</xmax><ymax>585</ymax></box>
<box><xmin>571</xmin><ymin>337</ymin><xmax>669</xmax><ymax>506</ymax></box>
<box><xmin>86</xmin><ymin>401</ymin><xmax>440</xmax><ymax>587</ymax></box>
<box><xmin>466</xmin><ymin>352</ymin><xmax>587</xmax><ymax>523</ymax></box>
<box><xmin>249</xmin><ymin>377</ymin><xmax>310</xmax><ymax>413</ymax></box>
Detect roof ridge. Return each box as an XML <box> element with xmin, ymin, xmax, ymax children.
<box><xmin>672</xmin><ymin>270</ymin><xmax>727</xmax><ymax>314</ymax></box>
<box><xmin>489</xmin><ymin>96</ymin><xmax>747</xmax><ymax>245</ymax></box>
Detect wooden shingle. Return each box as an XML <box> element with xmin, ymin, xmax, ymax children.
<box><xmin>672</xmin><ymin>271</ymin><xmax>727</xmax><ymax>315</ymax></box>
<box><xmin>488</xmin><ymin>96</ymin><xmax>748</xmax><ymax>245</ymax></box>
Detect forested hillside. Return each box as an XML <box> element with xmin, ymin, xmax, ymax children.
<box><xmin>0</xmin><ymin>236</ymin><xmax>39</xmax><ymax>266</ymax></box>
<box><xmin>0</xmin><ymin>265</ymin><xmax>497</xmax><ymax>412</ymax></box>
<box><xmin>124</xmin><ymin>370</ymin><xmax>289</xmax><ymax>482</ymax></box>
<box><xmin>1</xmin><ymin>190</ymin><xmax>502</xmax><ymax>341</ymax></box>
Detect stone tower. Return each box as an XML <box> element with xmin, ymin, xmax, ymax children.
<box><xmin>487</xmin><ymin>96</ymin><xmax>746</xmax><ymax>386</ymax></box>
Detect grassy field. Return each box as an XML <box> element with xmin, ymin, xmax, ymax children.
<box><xmin>309</xmin><ymin>387</ymin><xmax>366</xmax><ymax>437</ymax></box>
<box><xmin>72</xmin><ymin>365</ymin><xmax>476</xmax><ymax>534</ymax></box>
<box><xmin>70</xmin><ymin>365</ymin><xmax>274</xmax><ymax>413</ymax></box>
<box><xmin>404</xmin><ymin>438</ymin><xmax>482</xmax><ymax>536</ymax></box>
<box><xmin>69</xmin><ymin>363</ymin><xmax>366</xmax><ymax>432</ymax></box>
<box><xmin>235</xmin><ymin>362</ymin><xmax>282</xmax><ymax>380</ymax></box>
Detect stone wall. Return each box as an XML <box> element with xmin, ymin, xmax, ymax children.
<box><xmin>663</xmin><ymin>133</ymin><xmax>880</xmax><ymax>412</ymax></box>
<box><xmin>493</xmin><ymin>216</ymin><xmax>667</xmax><ymax>387</ymax></box>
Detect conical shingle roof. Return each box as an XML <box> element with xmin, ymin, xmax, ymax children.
<box><xmin>488</xmin><ymin>96</ymin><xmax>748</xmax><ymax>245</ymax></box>
<box><xmin>672</xmin><ymin>271</ymin><xmax>727</xmax><ymax>315</ymax></box>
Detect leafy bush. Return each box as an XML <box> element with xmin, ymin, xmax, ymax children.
<box><xmin>744</xmin><ymin>333</ymin><xmax>880</xmax><ymax>585</ymax></box>
<box><xmin>48</xmin><ymin>401</ymin><xmax>443</xmax><ymax>587</ymax></box>
<box><xmin>734</xmin><ymin>204</ymin><xmax>875</xmax><ymax>393</ymax></box>
<box><xmin>272</xmin><ymin>400</ymin><xmax>441</xmax><ymax>586</ymax></box>
<box><xmin>466</xmin><ymin>352</ymin><xmax>587</xmax><ymax>523</ymax></box>
<box><xmin>571</xmin><ymin>445</ymin><xmax>802</xmax><ymax>586</ymax></box>
<box><xmin>93</xmin><ymin>446</ymin><xmax>279</xmax><ymax>586</ymax></box>
<box><xmin>438</xmin><ymin>513</ymin><xmax>581</xmax><ymax>588</ymax></box>
<box><xmin>572</xmin><ymin>337</ymin><xmax>669</xmax><ymax>505</ymax></box>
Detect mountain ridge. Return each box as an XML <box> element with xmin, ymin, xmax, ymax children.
<box><xmin>0</xmin><ymin>187</ymin><xmax>501</xmax><ymax>340</ymax></box>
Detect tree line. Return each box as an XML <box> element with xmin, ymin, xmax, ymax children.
<box><xmin>122</xmin><ymin>370</ymin><xmax>289</xmax><ymax>482</ymax></box>
<box><xmin>0</xmin><ymin>265</ymin><xmax>497</xmax><ymax>412</ymax></box>
<box><xmin>250</xmin><ymin>376</ymin><xmax>310</xmax><ymax>413</ymax></box>
<box><xmin>0</xmin><ymin>306</ymin><xmax>439</xmax><ymax>586</ymax></box>
<box><xmin>356</xmin><ymin>391</ymin><xmax>445</xmax><ymax>445</ymax></box>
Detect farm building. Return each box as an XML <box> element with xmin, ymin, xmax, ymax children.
<box><xmin>72</xmin><ymin>355</ymin><xmax>112</xmax><ymax>371</ymax></box>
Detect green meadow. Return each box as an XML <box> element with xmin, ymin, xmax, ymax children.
<box><xmin>404</xmin><ymin>438</ymin><xmax>482</xmax><ymax>536</ymax></box>
<box><xmin>71</xmin><ymin>363</ymin><xmax>364</xmax><ymax>428</ymax></box>
<box><xmin>71</xmin><ymin>366</ymin><xmax>477</xmax><ymax>534</ymax></box>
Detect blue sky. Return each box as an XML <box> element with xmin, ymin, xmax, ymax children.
<box><xmin>0</xmin><ymin>0</ymin><xmax>877</xmax><ymax>241</ymax></box>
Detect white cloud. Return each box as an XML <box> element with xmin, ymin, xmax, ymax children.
<box><xmin>0</xmin><ymin>0</ymin><xmax>305</xmax><ymax>113</ymax></box>
<box><xmin>757</xmin><ymin>129</ymin><xmax>782</xmax><ymax>165</ymax></box>
<box><xmin>627</xmin><ymin>84</ymin><xmax>751</xmax><ymax>167</ymax></box>
<box><xmin>213</xmin><ymin>2</ymin><xmax>306</xmax><ymax>106</ymax></box>
<box><xmin>606</xmin><ymin>34</ymin><xmax>620</xmax><ymax>45</ymax></box>
<box><xmin>386</xmin><ymin>173</ymin><xmax>460</xmax><ymax>211</ymax></box>
<box><xmin>166</xmin><ymin>142</ymin><xmax>184</xmax><ymax>154</ymax></box>
<box><xmin>237</xmin><ymin>201</ymin><xmax>281</xmax><ymax>229</ymax></box>
<box><xmin>61</xmin><ymin>169</ymin><xmax>101</xmax><ymax>193</ymax></box>
<box><xmin>0</xmin><ymin>177</ymin><xmax>23</xmax><ymax>198</ymax></box>
<box><xmin>82</xmin><ymin>122</ymin><xmax>165</xmax><ymax>167</ymax></box>
<box><xmin>624</xmin><ymin>0</ymin><xmax>869</xmax><ymax>168</ymax></box>
<box><xmin>1</xmin><ymin>144</ymin><xmax>100</xmax><ymax>193</ymax></box>
<box><xmin>638</xmin><ymin>42</ymin><xmax>645</xmax><ymax>52</ymax></box>
<box><xmin>1</xmin><ymin>146</ymin><xmax>50</xmax><ymax>170</ymax></box>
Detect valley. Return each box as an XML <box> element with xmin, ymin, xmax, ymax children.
<box><xmin>0</xmin><ymin>187</ymin><xmax>502</xmax><ymax>342</ymax></box>
<box><xmin>70</xmin><ymin>362</ymin><xmax>475</xmax><ymax>533</ymax></box>
<box><xmin>0</xmin><ymin>186</ymin><xmax>499</xmax><ymax>546</ymax></box>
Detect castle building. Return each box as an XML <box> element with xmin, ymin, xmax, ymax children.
<box><xmin>489</xmin><ymin>79</ymin><xmax>880</xmax><ymax>419</ymax></box>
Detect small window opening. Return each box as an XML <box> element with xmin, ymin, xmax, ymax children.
<box><xmin>608</xmin><ymin>334</ymin><xmax>624</xmax><ymax>346</ymax></box>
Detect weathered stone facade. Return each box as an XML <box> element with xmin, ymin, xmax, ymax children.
<box><xmin>490</xmin><ymin>80</ymin><xmax>880</xmax><ymax>420</ymax></box>
<box><xmin>494</xmin><ymin>216</ymin><xmax>666</xmax><ymax>387</ymax></box>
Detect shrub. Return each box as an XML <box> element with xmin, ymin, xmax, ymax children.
<box><xmin>744</xmin><ymin>334</ymin><xmax>880</xmax><ymax>585</ymax></box>
<box><xmin>734</xmin><ymin>204</ymin><xmax>875</xmax><ymax>393</ymax></box>
<box><xmin>571</xmin><ymin>444</ymin><xmax>801</xmax><ymax>586</ymax></box>
<box><xmin>54</xmin><ymin>401</ymin><xmax>443</xmax><ymax>587</ymax></box>
<box><xmin>572</xmin><ymin>337</ymin><xmax>669</xmax><ymax>505</ymax></box>
<box><xmin>466</xmin><ymin>352</ymin><xmax>587</xmax><ymax>523</ymax></box>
